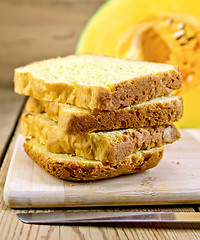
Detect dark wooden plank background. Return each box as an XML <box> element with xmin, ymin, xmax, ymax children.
<box><xmin>0</xmin><ymin>0</ymin><xmax>105</xmax><ymax>85</ymax></box>
<box><xmin>0</xmin><ymin>0</ymin><xmax>104</xmax><ymax>164</ymax></box>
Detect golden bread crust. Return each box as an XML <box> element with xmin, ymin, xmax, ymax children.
<box><xmin>26</xmin><ymin>95</ymin><xmax>183</xmax><ymax>134</ymax></box>
<box><xmin>20</xmin><ymin>112</ymin><xmax>180</xmax><ymax>164</ymax></box>
<box><xmin>14</xmin><ymin>55</ymin><xmax>182</xmax><ymax>111</ymax></box>
<box><xmin>24</xmin><ymin>138</ymin><xmax>164</xmax><ymax>181</ymax></box>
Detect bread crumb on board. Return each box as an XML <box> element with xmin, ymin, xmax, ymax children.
<box><xmin>171</xmin><ymin>160</ymin><xmax>180</xmax><ymax>165</ymax></box>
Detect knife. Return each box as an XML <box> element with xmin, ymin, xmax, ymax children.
<box><xmin>16</xmin><ymin>211</ymin><xmax>200</xmax><ymax>224</ymax></box>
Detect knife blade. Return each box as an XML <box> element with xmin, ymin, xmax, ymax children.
<box><xmin>16</xmin><ymin>211</ymin><xmax>200</xmax><ymax>224</ymax></box>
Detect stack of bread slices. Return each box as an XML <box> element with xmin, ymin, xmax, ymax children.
<box><xmin>14</xmin><ymin>55</ymin><xmax>183</xmax><ymax>181</ymax></box>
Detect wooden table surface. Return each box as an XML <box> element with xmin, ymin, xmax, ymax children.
<box><xmin>0</xmin><ymin>0</ymin><xmax>200</xmax><ymax>239</ymax></box>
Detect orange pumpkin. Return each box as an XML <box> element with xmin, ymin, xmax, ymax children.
<box><xmin>76</xmin><ymin>0</ymin><xmax>200</xmax><ymax>128</ymax></box>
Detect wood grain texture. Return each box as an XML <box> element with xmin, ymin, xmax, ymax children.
<box><xmin>0</xmin><ymin>128</ymin><xmax>60</xmax><ymax>240</ymax></box>
<box><xmin>187</xmin><ymin>129</ymin><xmax>200</xmax><ymax>213</ymax></box>
<box><xmin>1</xmin><ymin>125</ymin><xmax>200</xmax><ymax>239</ymax></box>
<box><xmin>0</xmin><ymin>0</ymin><xmax>104</xmax><ymax>84</ymax></box>
<box><xmin>3</xmin><ymin>129</ymin><xmax>200</xmax><ymax>208</ymax></box>
<box><xmin>0</xmin><ymin>85</ymin><xmax>25</xmax><ymax>162</ymax></box>
<box><xmin>0</xmin><ymin>130</ymin><xmax>199</xmax><ymax>239</ymax></box>
<box><xmin>60</xmin><ymin>223</ymin><xmax>200</xmax><ymax>240</ymax></box>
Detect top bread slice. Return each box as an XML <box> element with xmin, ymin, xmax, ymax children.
<box><xmin>14</xmin><ymin>54</ymin><xmax>182</xmax><ymax>111</ymax></box>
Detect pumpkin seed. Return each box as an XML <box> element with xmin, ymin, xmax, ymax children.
<box><xmin>173</xmin><ymin>30</ymin><xmax>185</xmax><ymax>40</ymax></box>
<box><xmin>177</xmin><ymin>22</ymin><xmax>185</xmax><ymax>30</ymax></box>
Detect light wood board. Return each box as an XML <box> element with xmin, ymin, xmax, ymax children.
<box><xmin>1</xmin><ymin>129</ymin><xmax>199</xmax><ymax>240</ymax></box>
<box><xmin>3</xmin><ymin>129</ymin><xmax>200</xmax><ymax>208</ymax></box>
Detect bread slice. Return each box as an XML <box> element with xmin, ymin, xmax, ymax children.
<box><xmin>14</xmin><ymin>54</ymin><xmax>182</xmax><ymax>111</ymax></box>
<box><xmin>21</xmin><ymin>112</ymin><xmax>179</xmax><ymax>164</ymax></box>
<box><xmin>24</xmin><ymin>138</ymin><xmax>164</xmax><ymax>181</ymax></box>
<box><xmin>26</xmin><ymin>94</ymin><xmax>183</xmax><ymax>134</ymax></box>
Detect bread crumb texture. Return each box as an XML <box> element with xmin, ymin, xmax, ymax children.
<box><xmin>21</xmin><ymin>112</ymin><xmax>180</xmax><ymax>163</ymax></box>
<box><xmin>24</xmin><ymin>138</ymin><xmax>164</xmax><ymax>181</ymax></box>
<box><xmin>26</xmin><ymin>94</ymin><xmax>183</xmax><ymax>134</ymax></box>
<box><xmin>14</xmin><ymin>54</ymin><xmax>182</xmax><ymax>110</ymax></box>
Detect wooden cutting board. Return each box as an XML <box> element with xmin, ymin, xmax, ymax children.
<box><xmin>3</xmin><ymin>130</ymin><xmax>200</xmax><ymax>208</ymax></box>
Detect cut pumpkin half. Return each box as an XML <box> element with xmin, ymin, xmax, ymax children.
<box><xmin>76</xmin><ymin>0</ymin><xmax>200</xmax><ymax>128</ymax></box>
